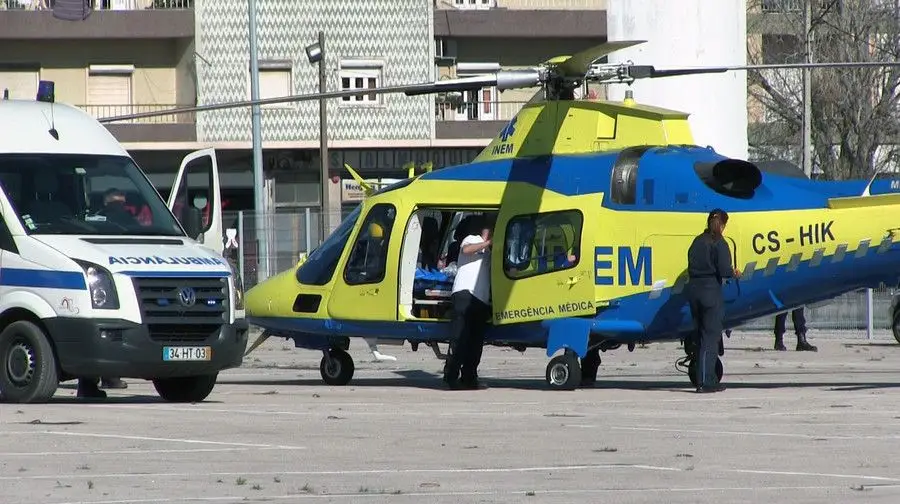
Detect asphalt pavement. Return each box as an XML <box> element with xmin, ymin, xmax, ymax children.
<box><xmin>3</xmin><ymin>329</ymin><xmax>900</xmax><ymax>503</ymax></box>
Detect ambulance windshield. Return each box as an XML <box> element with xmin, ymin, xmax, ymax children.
<box><xmin>0</xmin><ymin>153</ymin><xmax>184</xmax><ymax>236</ymax></box>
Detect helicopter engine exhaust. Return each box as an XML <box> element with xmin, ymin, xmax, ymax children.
<box><xmin>693</xmin><ymin>158</ymin><xmax>763</xmax><ymax>199</ymax></box>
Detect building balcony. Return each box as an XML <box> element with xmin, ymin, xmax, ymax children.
<box><xmin>78</xmin><ymin>103</ymin><xmax>197</xmax><ymax>143</ymax></box>
<box><xmin>434</xmin><ymin>99</ymin><xmax>527</xmax><ymax>139</ymax></box>
<box><xmin>0</xmin><ymin>0</ymin><xmax>193</xmax><ymax>40</ymax></box>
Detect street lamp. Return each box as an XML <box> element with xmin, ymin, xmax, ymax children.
<box><xmin>247</xmin><ymin>0</ymin><xmax>268</xmax><ymax>281</ymax></box>
<box><xmin>305</xmin><ymin>31</ymin><xmax>329</xmax><ymax>244</ymax></box>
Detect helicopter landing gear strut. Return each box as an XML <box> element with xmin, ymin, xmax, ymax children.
<box><xmin>686</xmin><ymin>357</ymin><xmax>724</xmax><ymax>388</ymax></box>
<box><xmin>678</xmin><ymin>333</ymin><xmax>725</xmax><ymax>388</ymax></box>
<box><xmin>320</xmin><ymin>347</ymin><xmax>354</xmax><ymax>386</ymax></box>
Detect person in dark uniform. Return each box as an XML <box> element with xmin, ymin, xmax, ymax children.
<box><xmin>686</xmin><ymin>208</ymin><xmax>741</xmax><ymax>393</ymax></box>
<box><xmin>774</xmin><ymin>307</ymin><xmax>817</xmax><ymax>351</ymax></box>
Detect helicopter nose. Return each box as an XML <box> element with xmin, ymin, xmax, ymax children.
<box><xmin>244</xmin><ymin>270</ymin><xmax>294</xmax><ymax>316</ymax></box>
<box><xmin>243</xmin><ymin>283</ymin><xmax>267</xmax><ymax>316</ymax></box>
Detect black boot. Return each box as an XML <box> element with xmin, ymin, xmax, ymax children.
<box><xmin>774</xmin><ymin>334</ymin><xmax>787</xmax><ymax>351</ymax></box>
<box><xmin>76</xmin><ymin>379</ymin><xmax>107</xmax><ymax>399</ymax></box>
<box><xmin>580</xmin><ymin>349</ymin><xmax>600</xmax><ymax>386</ymax></box>
<box><xmin>796</xmin><ymin>332</ymin><xmax>817</xmax><ymax>352</ymax></box>
<box><xmin>101</xmin><ymin>377</ymin><xmax>127</xmax><ymax>389</ymax></box>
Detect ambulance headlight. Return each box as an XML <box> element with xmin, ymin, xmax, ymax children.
<box><xmin>74</xmin><ymin>260</ymin><xmax>120</xmax><ymax>310</ymax></box>
<box><xmin>225</xmin><ymin>257</ymin><xmax>243</xmax><ymax>310</ymax></box>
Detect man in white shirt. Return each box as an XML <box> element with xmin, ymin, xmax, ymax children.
<box><xmin>443</xmin><ymin>215</ymin><xmax>493</xmax><ymax>390</ymax></box>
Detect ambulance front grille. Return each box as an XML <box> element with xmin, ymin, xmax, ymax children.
<box><xmin>132</xmin><ymin>276</ymin><xmax>228</xmax><ymax>343</ymax></box>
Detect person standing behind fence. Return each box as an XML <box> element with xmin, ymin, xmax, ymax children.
<box><xmin>774</xmin><ymin>307</ymin><xmax>817</xmax><ymax>352</ymax></box>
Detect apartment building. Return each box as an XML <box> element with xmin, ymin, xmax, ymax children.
<box><xmin>0</xmin><ymin>0</ymin><xmax>196</xmax><ymax>155</ymax></box>
<box><xmin>433</xmin><ymin>0</ymin><xmax>608</xmax><ymax>142</ymax></box>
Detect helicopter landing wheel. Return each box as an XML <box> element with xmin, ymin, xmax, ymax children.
<box><xmin>320</xmin><ymin>348</ymin><xmax>354</xmax><ymax>386</ymax></box>
<box><xmin>688</xmin><ymin>357</ymin><xmax>724</xmax><ymax>388</ymax></box>
<box><xmin>545</xmin><ymin>350</ymin><xmax>581</xmax><ymax>390</ymax></box>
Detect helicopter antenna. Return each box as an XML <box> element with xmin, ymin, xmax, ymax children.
<box><xmin>861</xmin><ymin>163</ymin><xmax>888</xmax><ymax>197</ymax></box>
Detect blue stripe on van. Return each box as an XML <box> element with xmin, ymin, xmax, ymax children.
<box><xmin>0</xmin><ymin>268</ymin><xmax>87</xmax><ymax>290</ymax></box>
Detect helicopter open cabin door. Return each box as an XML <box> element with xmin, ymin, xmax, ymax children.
<box><xmin>167</xmin><ymin>148</ymin><xmax>224</xmax><ymax>256</ymax></box>
<box><xmin>491</xmin><ymin>192</ymin><xmax>603</xmax><ymax>326</ymax></box>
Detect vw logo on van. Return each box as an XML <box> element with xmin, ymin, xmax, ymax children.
<box><xmin>178</xmin><ymin>287</ymin><xmax>197</xmax><ymax>307</ymax></box>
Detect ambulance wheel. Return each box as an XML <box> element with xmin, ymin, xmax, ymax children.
<box><xmin>0</xmin><ymin>320</ymin><xmax>59</xmax><ymax>403</ymax></box>
<box><xmin>545</xmin><ymin>351</ymin><xmax>581</xmax><ymax>390</ymax></box>
<box><xmin>153</xmin><ymin>374</ymin><xmax>218</xmax><ymax>403</ymax></box>
<box><xmin>687</xmin><ymin>358</ymin><xmax>724</xmax><ymax>387</ymax></box>
<box><xmin>320</xmin><ymin>348</ymin><xmax>354</xmax><ymax>386</ymax></box>
<box><xmin>892</xmin><ymin>309</ymin><xmax>900</xmax><ymax>344</ymax></box>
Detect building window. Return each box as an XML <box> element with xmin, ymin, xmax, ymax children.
<box><xmin>454</xmin><ymin>0</ymin><xmax>495</xmax><ymax>9</ymax></box>
<box><xmin>454</xmin><ymin>62</ymin><xmax>499</xmax><ymax>121</ymax></box>
<box><xmin>248</xmin><ymin>60</ymin><xmax>293</xmax><ymax>109</ymax></box>
<box><xmin>761</xmin><ymin>0</ymin><xmax>835</xmax><ymax>12</ymax></box>
<box><xmin>339</xmin><ymin>60</ymin><xmax>384</xmax><ymax>105</ymax></box>
<box><xmin>0</xmin><ymin>65</ymin><xmax>39</xmax><ymax>101</ymax></box>
<box><xmin>761</xmin><ymin>34</ymin><xmax>802</xmax><ymax>65</ymax></box>
<box><xmin>87</xmin><ymin>64</ymin><xmax>134</xmax><ymax>122</ymax></box>
<box><xmin>503</xmin><ymin>210</ymin><xmax>583</xmax><ymax>280</ymax></box>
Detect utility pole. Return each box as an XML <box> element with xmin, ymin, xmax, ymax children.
<box><xmin>248</xmin><ymin>0</ymin><xmax>268</xmax><ymax>280</ymax></box>
<box><xmin>317</xmin><ymin>30</ymin><xmax>330</xmax><ymax>244</ymax></box>
<box><xmin>802</xmin><ymin>0</ymin><xmax>813</xmax><ymax>178</ymax></box>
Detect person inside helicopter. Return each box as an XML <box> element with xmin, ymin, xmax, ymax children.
<box><xmin>418</xmin><ymin>215</ymin><xmax>441</xmax><ymax>270</ymax></box>
<box><xmin>345</xmin><ymin>205</ymin><xmax>395</xmax><ymax>284</ymax></box>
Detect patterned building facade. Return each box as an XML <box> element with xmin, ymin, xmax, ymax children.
<box><xmin>194</xmin><ymin>0</ymin><xmax>435</xmax><ymax>144</ymax></box>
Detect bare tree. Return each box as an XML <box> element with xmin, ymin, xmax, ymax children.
<box><xmin>747</xmin><ymin>0</ymin><xmax>900</xmax><ymax>180</ymax></box>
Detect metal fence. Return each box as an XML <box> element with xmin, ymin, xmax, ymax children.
<box><xmin>225</xmin><ymin>210</ymin><xmax>898</xmax><ymax>340</ymax></box>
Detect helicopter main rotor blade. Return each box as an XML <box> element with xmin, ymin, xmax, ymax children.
<box><xmin>98</xmin><ymin>71</ymin><xmax>543</xmax><ymax>123</ymax></box>
<box><xmin>555</xmin><ymin>40</ymin><xmax>647</xmax><ymax>77</ymax></box>
<box><xmin>629</xmin><ymin>60</ymin><xmax>900</xmax><ymax>79</ymax></box>
<box><xmin>403</xmin><ymin>70</ymin><xmax>541</xmax><ymax>96</ymax></box>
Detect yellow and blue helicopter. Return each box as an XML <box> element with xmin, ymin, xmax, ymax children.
<box><xmin>102</xmin><ymin>41</ymin><xmax>900</xmax><ymax>390</ymax></box>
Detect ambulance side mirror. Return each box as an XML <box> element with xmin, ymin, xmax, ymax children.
<box><xmin>183</xmin><ymin>206</ymin><xmax>203</xmax><ymax>241</ymax></box>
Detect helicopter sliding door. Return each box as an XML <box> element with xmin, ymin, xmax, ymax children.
<box><xmin>326</xmin><ymin>202</ymin><xmax>400</xmax><ymax>321</ymax></box>
<box><xmin>491</xmin><ymin>192</ymin><xmax>603</xmax><ymax>325</ymax></box>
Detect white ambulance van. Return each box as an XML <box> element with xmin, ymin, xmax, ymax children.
<box><xmin>0</xmin><ymin>83</ymin><xmax>248</xmax><ymax>404</ymax></box>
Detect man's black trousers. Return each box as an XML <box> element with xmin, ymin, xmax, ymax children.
<box><xmin>775</xmin><ymin>308</ymin><xmax>807</xmax><ymax>336</ymax></box>
<box><xmin>687</xmin><ymin>279</ymin><xmax>724</xmax><ymax>388</ymax></box>
<box><xmin>445</xmin><ymin>290</ymin><xmax>491</xmax><ymax>382</ymax></box>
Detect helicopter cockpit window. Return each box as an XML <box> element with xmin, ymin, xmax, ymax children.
<box><xmin>503</xmin><ymin>210</ymin><xmax>583</xmax><ymax>280</ymax></box>
<box><xmin>296</xmin><ymin>205</ymin><xmax>361</xmax><ymax>286</ymax></box>
<box><xmin>344</xmin><ymin>203</ymin><xmax>396</xmax><ymax>285</ymax></box>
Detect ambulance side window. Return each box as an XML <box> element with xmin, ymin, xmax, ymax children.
<box><xmin>344</xmin><ymin>203</ymin><xmax>396</xmax><ymax>285</ymax></box>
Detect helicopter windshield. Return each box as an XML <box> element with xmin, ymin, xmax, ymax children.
<box><xmin>296</xmin><ymin>205</ymin><xmax>362</xmax><ymax>285</ymax></box>
<box><xmin>0</xmin><ymin>153</ymin><xmax>184</xmax><ymax>236</ymax></box>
